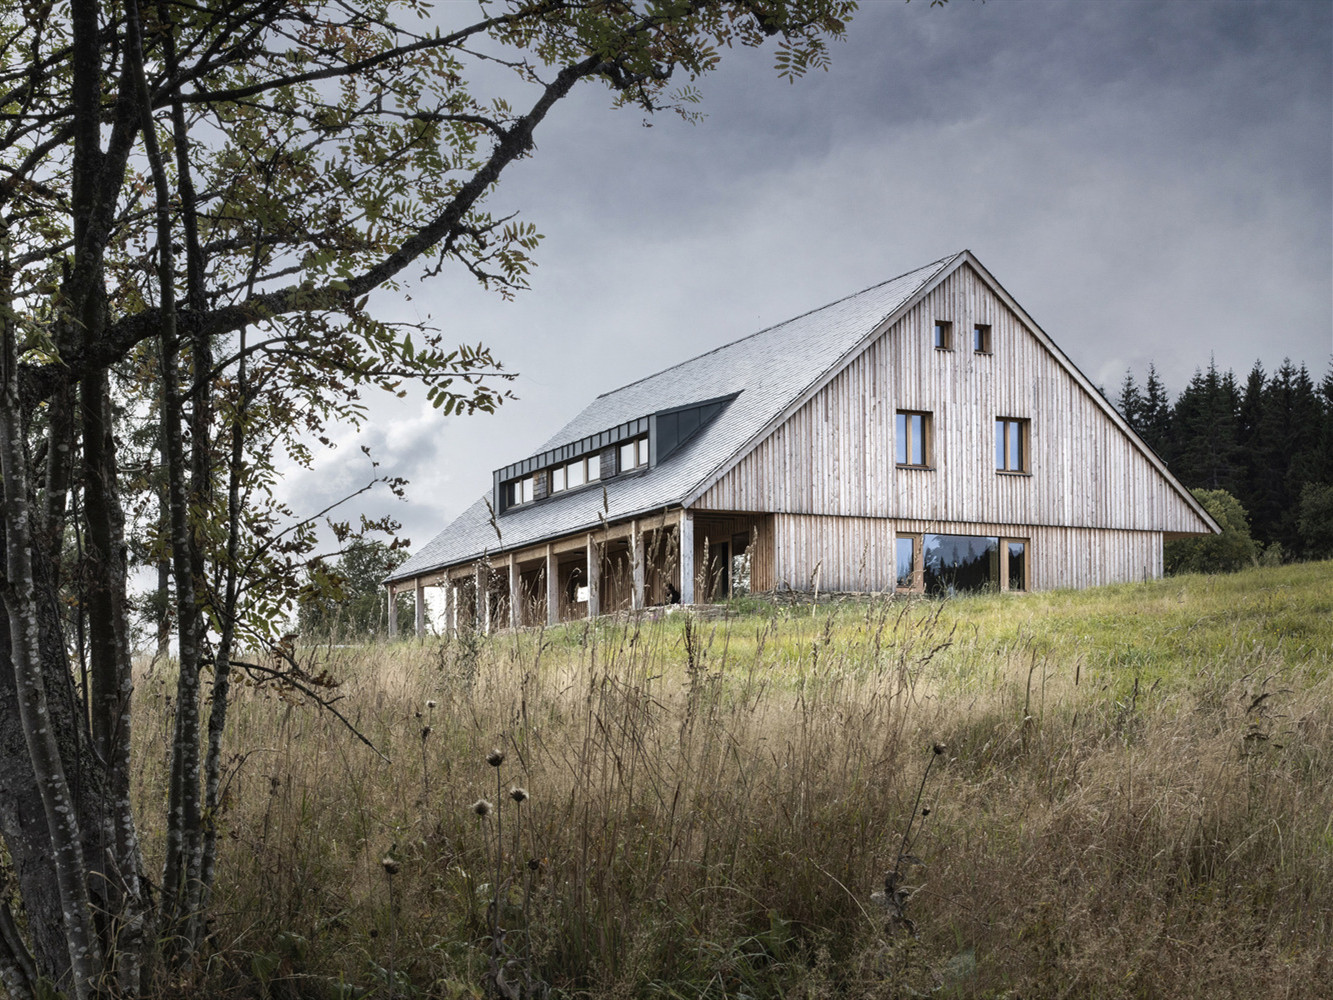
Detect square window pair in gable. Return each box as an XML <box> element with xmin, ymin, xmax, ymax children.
<box><xmin>973</xmin><ymin>324</ymin><xmax>991</xmax><ymax>353</ymax></box>
<box><xmin>896</xmin><ymin>410</ymin><xmax>932</xmax><ymax>467</ymax></box>
<box><xmin>995</xmin><ymin>417</ymin><xmax>1030</xmax><ymax>473</ymax></box>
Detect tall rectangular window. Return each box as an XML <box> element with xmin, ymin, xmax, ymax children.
<box><xmin>896</xmin><ymin>410</ymin><xmax>931</xmax><ymax>467</ymax></box>
<box><xmin>933</xmin><ymin>321</ymin><xmax>952</xmax><ymax>350</ymax></box>
<box><xmin>565</xmin><ymin>459</ymin><xmax>585</xmax><ymax>489</ymax></box>
<box><xmin>551</xmin><ymin>466</ymin><xmax>567</xmax><ymax>492</ymax></box>
<box><xmin>587</xmin><ymin>454</ymin><xmax>601</xmax><ymax>482</ymax></box>
<box><xmin>995</xmin><ymin>417</ymin><xmax>1029</xmax><ymax>472</ymax></box>
<box><xmin>973</xmin><ymin>324</ymin><xmax>991</xmax><ymax>353</ymax></box>
<box><xmin>895</xmin><ymin>536</ymin><xmax>917</xmax><ymax>591</ymax></box>
<box><xmin>1007</xmin><ymin>540</ymin><xmax>1027</xmax><ymax>591</ymax></box>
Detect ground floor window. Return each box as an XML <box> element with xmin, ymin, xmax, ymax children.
<box><xmin>895</xmin><ymin>531</ymin><xmax>1028</xmax><ymax>594</ymax></box>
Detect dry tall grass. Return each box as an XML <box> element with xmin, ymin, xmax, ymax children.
<box><xmin>133</xmin><ymin>562</ymin><xmax>1333</xmax><ymax>999</ymax></box>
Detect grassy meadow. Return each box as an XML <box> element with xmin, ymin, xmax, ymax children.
<box><xmin>134</xmin><ymin>561</ymin><xmax>1333</xmax><ymax>999</ymax></box>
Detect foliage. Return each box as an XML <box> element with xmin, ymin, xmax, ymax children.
<box><xmin>1164</xmin><ymin>487</ymin><xmax>1258</xmax><ymax>574</ymax></box>
<box><xmin>1118</xmin><ymin>357</ymin><xmax>1333</xmax><ymax>558</ymax></box>
<box><xmin>0</xmin><ymin>0</ymin><xmax>857</xmax><ymax>995</ymax></box>
<box><xmin>299</xmin><ymin>538</ymin><xmax>411</xmax><ymax>639</ymax></box>
<box><xmin>1298</xmin><ymin>481</ymin><xmax>1333</xmax><ymax>560</ymax></box>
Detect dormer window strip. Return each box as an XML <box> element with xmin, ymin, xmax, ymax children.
<box><xmin>494</xmin><ymin>392</ymin><xmax>740</xmax><ymax>514</ymax></box>
<box><xmin>494</xmin><ymin>416</ymin><xmax>651</xmax><ymax>486</ymax></box>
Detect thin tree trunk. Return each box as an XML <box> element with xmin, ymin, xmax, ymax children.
<box><xmin>0</xmin><ymin>224</ymin><xmax>102</xmax><ymax>999</ymax></box>
<box><xmin>123</xmin><ymin>0</ymin><xmax>203</xmax><ymax>948</ymax></box>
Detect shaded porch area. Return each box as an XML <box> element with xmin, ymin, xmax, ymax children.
<box><xmin>387</xmin><ymin>509</ymin><xmax>774</xmax><ymax>636</ymax></box>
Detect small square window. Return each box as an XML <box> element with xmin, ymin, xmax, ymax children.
<box><xmin>896</xmin><ymin>410</ymin><xmax>932</xmax><ymax>467</ymax></box>
<box><xmin>995</xmin><ymin>417</ymin><xmax>1030</xmax><ymax>473</ymax></box>
<box><xmin>566</xmin><ymin>460</ymin><xmax>585</xmax><ymax>489</ymax></box>
<box><xmin>934</xmin><ymin>321</ymin><xmax>952</xmax><ymax>350</ymax></box>
<box><xmin>973</xmin><ymin>324</ymin><xmax>991</xmax><ymax>353</ymax></box>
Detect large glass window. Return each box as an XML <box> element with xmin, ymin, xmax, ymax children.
<box><xmin>587</xmin><ymin>454</ymin><xmax>601</xmax><ymax>482</ymax></box>
<box><xmin>896</xmin><ymin>410</ymin><xmax>931</xmax><ymax>467</ymax></box>
<box><xmin>923</xmin><ymin>534</ymin><xmax>999</xmax><ymax>595</ymax></box>
<box><xmin>913</xmin><ymin>533</ymin><xmax>1029</xmax><ymax>594</ymax></box>
<box><xmin>551</xmin><ymin>466</ymin><xmax>567</xmax><ymax>492</ymax></box>
<box><xmin>995</xmin><ymin>417</ymin><xmax>1029</xmax><ymax>473</ymax></box>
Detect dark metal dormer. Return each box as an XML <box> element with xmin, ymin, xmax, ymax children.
<box><xmin>493</xmin><ymin>393</ymin><xmax>739</xmax><ymax>514</ymax></box>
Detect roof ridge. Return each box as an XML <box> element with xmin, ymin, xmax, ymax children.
<box><xmin>593</xmin><ymin>251</ymin><xmax>963</xmax><ymax>401</ymax></box>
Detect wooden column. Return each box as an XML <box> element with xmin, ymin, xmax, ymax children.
<box><xmin>508</xmin><ymin>553</ymin><xmax>520</xmax><ymax>629</ymax></box>
<box><xmin>545</xmin><ymin>543</ymin><xmax>559</xmax><ymax>626</ymax></box>
<box><xmin>631</xmin><ymin>519</ymin><xmax>645</xmax><ymax>611</ymax></box>
<box><xmin>586</xmin><ymin>533</ymin><xmax>600</xmax><ymax>619</ymax></box>
<box><xmin>414</xmin><ymin>578</ymin><xmax>425</xmax><ymax>637</ymax></box>
<box><xmin>679</xmin><ymin>509</ymin><xmax>695</xmax><ymax>605</ymax></box>
<box><xmin>386</xmin><ymin>584</ymin><xmax>397</xmax><ymax>637</ymax></box>
<box><xmin>444</xmin><ymin>577</ymin><xmax>455</xmax><ymax>636</ymax></box>
<box><xmin>475</xmin><ymin>561</ymin><xmax>489</xmax><ymax>634</ymax></box>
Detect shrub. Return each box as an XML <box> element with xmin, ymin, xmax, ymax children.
<box><xmin>1165</xmin><ymin>488</ymin><xmax>1258</xmax><ymax>574</ymax></box>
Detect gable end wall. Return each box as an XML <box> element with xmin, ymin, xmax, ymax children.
<box><xmin>697</xmin><ymin>264</ymin><xmax>1205</xmax><ymax>535</ymax></box>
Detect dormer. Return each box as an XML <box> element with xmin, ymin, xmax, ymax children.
<box><xmin>493</xmin><ymin>393</ymin><xmax>738</xmax><ymax>513</ymax></box>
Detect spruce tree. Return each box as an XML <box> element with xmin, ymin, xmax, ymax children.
<box><xmin>1140</xmin><ymin>363</ymin><xmax>1174</xmax><ymax>460</ymax></box>
<box><xmin>1117</xmin><ymin>368</ymin><xmax>1144</xmax><ymax>433</ymax></box>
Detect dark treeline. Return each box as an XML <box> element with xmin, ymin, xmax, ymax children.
<box><xmin>1116</xmin><ymin>358</ymin><xmax>1333</xmax><ymax>559</ymax></box>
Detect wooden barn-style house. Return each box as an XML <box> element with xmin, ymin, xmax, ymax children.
<box><xmin>385</xmin><ymin>251</ymin><xmax>1218</xmax><ymax>635</ymax></box>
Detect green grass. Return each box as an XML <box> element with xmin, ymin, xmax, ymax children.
<box><xmin>136</xmin><ymin>561</ymin><xmax>1333</xmax><ymax>999</ymax></box>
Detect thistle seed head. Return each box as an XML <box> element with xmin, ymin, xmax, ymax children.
<box><xmin>472</xmin><ymin>798</ymin><xmax>493</xmax><ymax>817</ymax></box>
<box><xmin>932</xmin><ymin>742</ymin><xmax>947</xmax><ymax>756</ymax></box>
<box><xmin>425</xmin><ymin>699</ymin><xmax>438</xmax><ymax>710</ymax></box>
<box><xmin>381</xmin><ymin>855</ymin><xmax>401</xmax><ymax>876</ymax></box>
<box><xmin>486</xmin><ymin>748</ymin><xmax>506</xmax><ymax>767</ymax></box>
<box><xmin>509</xmin><ymin>786</ymin><xmax>528</xmax><ymax>803</ymax></box>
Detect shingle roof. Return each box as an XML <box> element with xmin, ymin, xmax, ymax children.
<box><xmin>388</xmin><ymin>252</ymin><xmax>961</xmax><ymax>582</ymax></box>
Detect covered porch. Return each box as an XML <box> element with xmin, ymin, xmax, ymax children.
<box><xmin>386</xmin><ymin>509</ymin><xmax>772</xmax><ymax>636</ymax></box>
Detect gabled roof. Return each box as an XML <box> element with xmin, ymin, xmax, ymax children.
<box><xmin>389</xmin><ymin>252</ymin><xmax>962</xmax><ymax>581</ymax></box>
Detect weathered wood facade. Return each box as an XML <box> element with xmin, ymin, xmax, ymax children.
<box><xmin>386</xmin><ymin>251</ymin><xmax>1215</xmax><ymax>634</ymax></box>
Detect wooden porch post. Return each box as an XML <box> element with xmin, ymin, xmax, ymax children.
<box><xmin>508</xmin><ymin>553</ymin><xmax>520</xmax><ymax>629</ymax></box>
<box><xmin>545</xmin><ymin>543</ymin><xmax>559</xmax><ymax>625</ymax></box>
<box><xmin>444</xmin><ymin>576</ymin><xmax>455</xmax><ymax>636</ymax></box>
<box><xmin>475</xmin><ymin>561</ymin><xmax>489</xmax><ymax>634</ymax></box>
<box><xmin>679</xmin><ymin>509</ymin><xmax>695</xmax><ymax>605</ymax></box>
<box><xmin>414</xmin><ymin>578</ymin><xmax>425</xmax><ymax>637</ymax></box>
<box><xmin>386</xmin><ymin>584</ymin><xmax>397</xmax><ymax>637</ymax></box>
<box><xmin>631</xmin><ymin>519</ymin><xmax>645</xmax><ymax>612</ymax></box>
<box><xmin>586</xmin><ymin>533</ymin><xmax>600</xmax><ymax>619</ymax></box>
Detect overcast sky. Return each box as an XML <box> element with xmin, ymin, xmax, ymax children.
<box><xmin>281</xmin><ymin>0</ymin><xmax>1333</xmax><ymax>557</ymax></box>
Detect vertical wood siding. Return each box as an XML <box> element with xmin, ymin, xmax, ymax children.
<box><xmin>697</xmin><ymin>264</ymin><xmax>1204</xmax><ymax>537</ymax></box>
